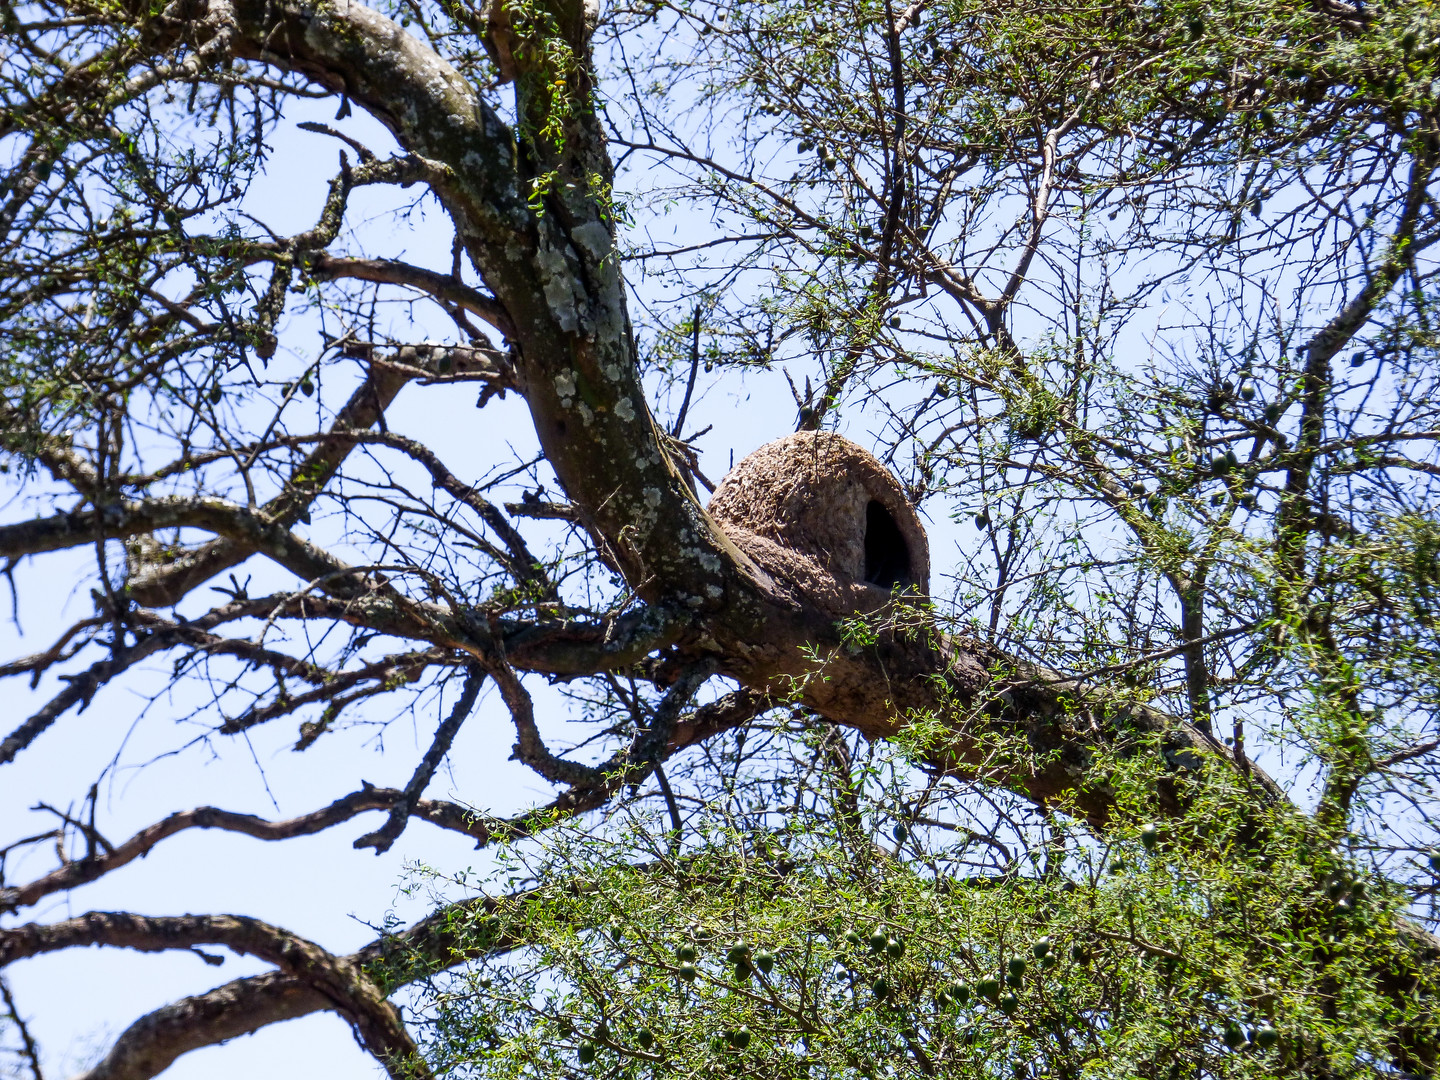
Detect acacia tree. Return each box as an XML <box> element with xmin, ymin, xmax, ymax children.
<box><xmin>1</xmin><ymin>0</ymin><xmax>1439</xmax><ymax>1073</ymax></box>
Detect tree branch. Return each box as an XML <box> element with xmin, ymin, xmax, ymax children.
<box><xmin>126</xmin><ymin>361</ymin><xmax>414</xmax><ymax>607</ymax></box>
<box><xmin>0</xmin><ymin>912</ymin><xmax>427</xmax><ymax>1079</ymax></box>
<box><xmin>353</xmin><ymin>665</ymin><xmax>486</xmax><ymax>854</ymax></box>
<box><xmin>0</xmin><ymin>786</ymin><xmax>503</xmax><ymax>914</ymax></box>
<box><xmin>308</xmin><ymin>254</ymin><xmax>514</xmax><ymax>338</ymax></box>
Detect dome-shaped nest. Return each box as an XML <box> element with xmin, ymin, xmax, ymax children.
<box><xmin>708</xmin><ymin>431</ymin><xmax>929</xmax><ymax>612</ymax></box>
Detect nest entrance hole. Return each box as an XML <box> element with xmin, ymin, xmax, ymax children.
<box><xmin>864</xmin><ymin>500</ymin><xmax>911</xmax><ymax>590</ymax></box>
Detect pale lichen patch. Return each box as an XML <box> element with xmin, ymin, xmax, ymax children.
<box><xmin>570</xmin><ymin>220</ymin><xmax>612</xmax><ymax>261</ymax></box>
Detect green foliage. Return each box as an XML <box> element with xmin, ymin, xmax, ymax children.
<box><xmin>403</xmin><ymin>733</ymin><xmax>1437</xmax><ymax>1079</ymax></box>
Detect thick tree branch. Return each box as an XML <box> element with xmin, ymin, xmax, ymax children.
<box><xmin>75</xmin><ymin>969</ymin><xmax>328</xmax><ymax>1080</ymax></box>
<box><xmin>0</xmin><ymin>912</ymin><xmax>427</xmax><ymax>1078</ymax></box>
<box><xmin>72</xmin><ymin>886</ymin><xmax>532</xmax><ymax>1080</ymax></box>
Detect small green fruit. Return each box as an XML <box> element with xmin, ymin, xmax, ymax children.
<box><xmin>577</xmin><ymin>1041</ymin><xmax>597</xmax><ymax>1065</ymax></box>
<box><xmin>727</xmin><ymin>942</ymin><xmax>751</xmax><ymax>964</ymax></box>
<box><xmin>1253</xmin><ymin>1025</ymin><xmax>1279</xmax><ymax>1050</ymax></box>
<box><xmin>998</xmin><ymin>992</ymin><xmax>1019</xmax><ymax>1016</ymax></box>
<box><xmin>889</xmin><ymin>315</ymin><xmax>902</xmax><ymax>329</ymax></box>
<box><xmin>1223</xmin><ymin>1021</ymin><xmax>1247</xmax><ymax>1049</ymax></box>
<box><xmin>892</xmin><ymin>822</ymin><xmax>909</xmax><ymax>843</ymax></box>
<box><xmin>1007</xmin><ymin>956</ymin><xmax>1027</xmax><ymax>978</ymax></box>
<box><xmin>300</xmin><ymin>378</ymin><xmax>315</xmax><ymax>397</ymax></box>
<box><xmin>678</xmin><ymin>961</ymin><xmax>698</xmax><ymax>982</ymax></box>
<box><xmin>1140</xmin><ymin>823</ymin><xmax>1161</xmax><ymax>851</ymax></box>
<box><xmin>1427</xmin><ymin>849</ymin><xmax>1440</xmax><ymax>872</ymax></box>
<box><xmin>1239</xmin><ymin>380</ymin><xmax>1256</xmax><ymax>401</ymax></box>
<box><xmin>727</xmin><ymin>1026</ymin><xmax>752</xmax><ymax>1050</ymax></box>
<box><xmin>872</xmin><ymin>977</ymin><xmax>890</xmax><ymax>1000</ymax></box>
<box><xmin>1030</xmin><ymin>936</ymin><xmax>1051</xmax><ymax>959</ymax></box>
<box><xmin>637</xmin><ymin>1029</ymin><xmax>655</xmax><ymax>1049</ymax></box>
<box><xmin>677</xmin><ymin>944</ymin><xmax>697</xmax><ymax>962</ymax></box>
<box><xmin>886</xmin><ymin>937</ymin><xmax>905</xmax><ymax>959</ymax></box>
<box><xmin>948</xmin><ymin>982</ymin><xmax>970</xmax><ymax>1005</ymax></box>
<box><xmin>844</xmin><ymin>928</ymin><xmax>863</xmax><ymax>947</ymax></box>
<box><xmin>754</xmin><ymin>948</ymin><xmax>775</xmax><ymax>974</ymax></box>
<box><xmin>1069</xmin><ymin>945</ymin><xmax>1090</xmax><ymax>965</ymax></box>
<box><xmin>976</xmin><ymin>977</ymin><xmax>1001</xmax><ymax>1002</ymax></box>
<box><xmin>869</xmin><ymin>930</ymin><xmax>889</xmax><ymax>953</ymax></box>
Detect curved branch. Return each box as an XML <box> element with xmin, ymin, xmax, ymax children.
<box><xmin>3</xmin><ymin>686</ymin><xmax>762</xmax><ymax>918</ymax></box>
<box><xmin>0</xmin><ymin>786</ymin><xmax>504</xmax><ymax>914</ymax></box>
<box><xmin>74</xmin><ymin>886</ymin><xmax>527</xmax><ymax>1080</ymax></box>
<box><xmin>77</xmin><ymin>969</ymin><xmax>327</xmax><ymax>1080</ymax></box>
<box><xmin>0</xmin><ymin>912</ymin><xmax>426</xmax><ymax>1078</ymax></box>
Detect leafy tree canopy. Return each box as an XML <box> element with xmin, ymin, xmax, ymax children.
<box><xmin>0</xmin><ymin>0</ymin><xmax>1438</xmax><ymax>1074</ymax></box>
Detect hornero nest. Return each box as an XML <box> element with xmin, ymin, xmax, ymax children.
<box><xmin>707</xmin><ymin>431</ymin><xmax>929</xmax><ymax>615</ymax></box>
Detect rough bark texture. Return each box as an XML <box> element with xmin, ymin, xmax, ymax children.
<box><xmin>0</xmin><ymin>0</ymin><xmax>1434</xmax><ymax>1075</ymax></box>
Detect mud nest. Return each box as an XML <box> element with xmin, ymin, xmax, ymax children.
<box><xmin>708</xmin><ymin>431</ymin><xmax>929</xmax><ymax>613</ymax></box>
